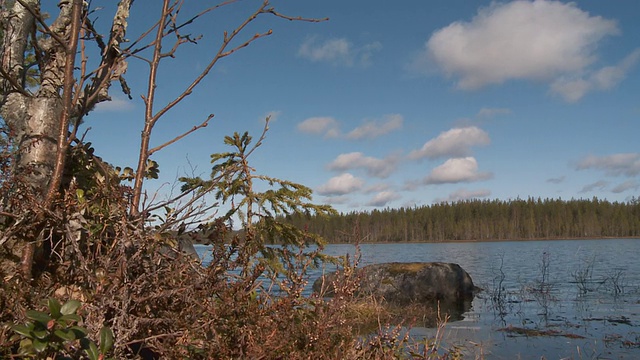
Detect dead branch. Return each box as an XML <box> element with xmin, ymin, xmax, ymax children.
<box><xmin>44</xmin><ymin>0</ymin><xmax>83</xmax><ymax>207</ymax></box>
<box><xmin>14</xmin><ymin>0</ymin><xmax>69</xmax><ymax>50</ymax></box>
<box><xmin>148</xmin><ymin>114</ymin><xmax>213</xmax><ymax>156</ymax></box>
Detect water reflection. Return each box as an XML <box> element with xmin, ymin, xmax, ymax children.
<box><xmin>316</xmin><ymin>239</ymin><xmax>640</xmax><ymax>359</ymax></box>
<box><xmin>196</xmin><ymin>239</ymin><xmax>640</xmax><ymax>358</ymax></box>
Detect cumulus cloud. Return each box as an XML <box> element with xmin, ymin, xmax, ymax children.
<box><xmin>550</xmin><ymin>49</ymin><xmax>640</xmax><ymax>102</ymax></box>
<box><xmin>414</xmin><ymin>0</ymin><xmax>632</xmax><ymax>101</ymax></box>
<box><xmin>298</xmin><ymin>36</ymin><xmax>382</xmax><ymax>67</ymax></box>
<box><xmin>409</xmin><ymin>126</ymin><xmax>490</xmax><ymax>160</ymax></box>
<box><xmin>297</xmin><ymin>117</ymin><xmax>340</xmax><ymax>138</ymax></box>
<box><xmin>435</xmin><ymin>188</ymin><xmax>492</xmax><ymax>203</ymax></box>
<box><xmin>320</xmin><ymin>195</ymin><xmax>351</xmax><ymax>205</ymax></box>
<box><xmin>298</xmin><ymin>114</ymin><xmax>402</xmax><ymax>140</ymax></box>
<box><xmin>366</xmin><ymin>191</ymin><xmax>401</xmax><ymax>207</ymax></box>
<box><xmin>612</xmin><ymin>180</ymin><xmax>639</xmax><ymax>194</ymax></box>
<box><xmin>579</xmin><ymin>180</ymin><xmax>609</xmax><ymax>193</ymax></box>
<box><xmin>364</xmin><ymin>183</ymin><xmax>391</xmax><ymax>194</ymax></box>
<box><xmin>346</xmin><ymin>114</ymin><xmax>403</xmax><ymax>140</ymax></box>
<box><xmin>327</xmin><ymin>152</ymin><xmax>399</xmax><ymax>178</ymax></box>
<box><xmin>316</xmin><ymin>173</ymin><xmax>365</xmax><ymax>196</ymax></box>
<box><xmin>424</xmin><ymin>157</ymin><xmax>493</xmax><ymax>185</ymax></box>
<box><xmin>94</xmin><ymin>96</ymin><xmax>134</xmax><ymax>112</ymax></box>
<box><xmin>576</xmin><ymin>153</ymin><xmax>640</xmax><ymax>177</ymax></box>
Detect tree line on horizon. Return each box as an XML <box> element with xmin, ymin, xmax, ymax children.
<box><xmin>286</xmin><ymin>197</ymin><xmax>640</xmax><ymax>243</ymax></box>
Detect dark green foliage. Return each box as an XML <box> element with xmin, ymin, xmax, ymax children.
<box><xmin>179</xmin><ymin>128</ymin><xmax>337</xmax><ymax>275</ymax></box>
<box><xmin>286</xmin><ymin>197</ymin><xmax>640</xmax><ymax>243</ymax></box>
<box><xmin>10</xmin><ymin>298</ymin><xmax>114</xmax><ymax>359</ymax></box>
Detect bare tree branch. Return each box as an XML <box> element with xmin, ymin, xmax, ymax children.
<box><xmin>44</xmin><ymin>0</ymin><xmax>83</xmax><ymax>207</ymax></box>
<box><xmin>130</xmin><ymin>0</ymin><xmax>172</xmax><ymax>216</ymax></box>
<box><xmin>148</xmin><ymin>114</ymin><xmax>214</xmax><ymax>156</ymax></box>
<box><xmin>1</xmin><ymin>0</ymin><xmax>36</xmax><ymax>98</ymax></box>
<box><xmin>126</xmin><ymin>0</ymin><xmax>327</xmax><ymax>216</ymax></box>
<box><xmin>0</xmin><ymin>66</ymin><xmax>31</xmax><ymax>96</ymax></box>
<box><xmin>79</xmin><ymin>0</ymin><xmax>133</xmax><ymax>114</ymax></box>
<box><xmin>15</xmin><ymin>0</ymin><xmax>69</xmax><ymax>50</ymax></box>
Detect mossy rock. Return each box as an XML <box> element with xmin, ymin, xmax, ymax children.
<box><xmin>313</xmin><ymin>262</ymin><xmax>480</xmax><ymax>320</ymax></box>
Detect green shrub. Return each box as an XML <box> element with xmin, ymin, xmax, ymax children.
<box><xmin>11</xmin><ymin>298</ymin><xmax>113</xmax><ymax>360</ymax></box>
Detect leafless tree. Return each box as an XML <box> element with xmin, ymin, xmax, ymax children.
<box><xmin>0</xmin><ymin>0</ymin><xmax>324</xmax><ymax>278</ymax></box>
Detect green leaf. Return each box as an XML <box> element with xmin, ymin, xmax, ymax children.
<box><xmin>18</xmin><ymin>338</ymin><xmax>35</xmax><ymax>354</ymax></box>
<box><xmin>32</xmin><ymin>337</ymin><xmax>47</xmax><ymax>353</ymax></box>
<box><xmin>32</xmin><ymin>328</ymin><xmax>48</xmax><ymax>340</ymax></box>
<box><xmin>84</xmin><ymin>339</ymin><xmax>100</xmax><ymax>360</ymax></box>
<box><xmin>70</xmin><ymin>325</ymin><xmax>88</xmax><ymax>338</ymax></box>
<box><xmin>12</xmin><ymin>323</ymin><xmax>35</xmax><ymax>338</ymax></box>
<box><xmin>60</xmin><ymin>300</ymin><xmax>82</xmax><ymax>315</ymax></box>
<box><xmin>54</xmin><ymin>329</ymin><xmax>76</xmax><ymax>342</ymax></box>
<box><xmin>81</xmin><ymin>338</ymin><xmax>96</xmax><ymax>360</ymax></box>
<box><xmin>76</xmin><ymin>188</ymin><xmax>85</xmax><ymax>202</ymax></box>
<box><xmin>99</xmin><ymin>326</ymin><xmax>114</xmax><ymax>354</ymax></box>
<box><xmin>48</xmin><ymin>298</ymin><xmax>62</xmax><ymax>319</ymax></box>
<box><xmin>26</xmin><ymin>310</ymin><xmax>52</xmax><ymax>324</ymax></box>
<box><xmin>58</xmin><ymin>313</ymin><xmax>82</xmax><ymax>324</ymax></box>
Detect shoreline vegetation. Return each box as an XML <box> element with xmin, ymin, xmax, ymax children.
<box><xmin>283</xmin><ymin>197</ymin><xmax>640</xmax><ymax>244</ymax></box>
<box><xmin>1</xmin><ymin>1</ymin><xmax>637</xmax><ymax>358</ymax></box>
<box><xmin>350</xmin><ymin>235</ymin><xmax>640</xmax><ymax>245</ymax></box>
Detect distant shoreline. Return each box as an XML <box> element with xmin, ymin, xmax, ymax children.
<box><xmin>325</xmin><ymin>236</ymin><xmax>640</xmax><ymax>245</ymax></box>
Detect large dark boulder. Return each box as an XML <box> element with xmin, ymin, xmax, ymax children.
<box><xmin>158</xmin><ymin>237</ymin><xmax>201</xmax><ymax>262</ymax></box>
<box><xmin>313</xmin><ymin>262</ymin><xmax>479</xmax><ymax>318</ymax></box>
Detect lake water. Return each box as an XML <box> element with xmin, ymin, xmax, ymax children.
<box><xmin>198</xmin><ymin>238</ymin><xmax>640</xmax><ymax>359</ymax></box>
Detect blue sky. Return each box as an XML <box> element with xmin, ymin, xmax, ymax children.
<box><xmin>79</xmin><ymin>0</ymin><xmax>640</xmax><ymax>214</ymax></box>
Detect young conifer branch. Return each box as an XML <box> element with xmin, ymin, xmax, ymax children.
<box><xmin>129</xmin><ymin>1</ymin><xmax>326</xmax><ymax>215</ymax></box>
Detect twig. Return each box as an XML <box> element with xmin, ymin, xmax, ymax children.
<box><xmin>14</xmin><ymin>0</ymin><xmax>69</xmax><ymax>50</ymax></box>
<box><xmin>0</xmin><ymin>67</ymin><xmax>32</xmax><ymax>96</ymax></box>
<box><xmin>147</xmin><ymin>114</ymin><xmax>213</xmax><ymax>156</ymax></box>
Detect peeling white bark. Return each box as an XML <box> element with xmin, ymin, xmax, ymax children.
<box><xmin>0</xmin><ymin>0</ymin><xmax>36</xmax><ymax>89</ymax></box>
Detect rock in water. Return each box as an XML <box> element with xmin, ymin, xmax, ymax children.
<box><xmin>314</xmin><ymin>262</ymin><xmax>479</xmax><ymax>318</ymax></box>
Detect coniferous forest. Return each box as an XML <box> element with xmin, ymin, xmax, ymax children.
<box><xmin>286</xmin><ymin>197</ymin><xmax>640</xmax><ymax>243</ymax></box>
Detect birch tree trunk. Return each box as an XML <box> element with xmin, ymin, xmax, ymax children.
<box><xmin>1</xmin><ymin>0</ymin><xmax>74</xmax><ymax>278</ymax></box>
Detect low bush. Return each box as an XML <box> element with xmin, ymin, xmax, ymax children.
<box><xmin>0</xmin><ymin>128</ymin><xmax>453</xmax><ymax>359</ymax></box>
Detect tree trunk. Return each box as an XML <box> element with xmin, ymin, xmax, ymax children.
<box><xmin>1</xmin><ymin>0</ymin><xmax>72</xmax><ymax>279</ymax></box>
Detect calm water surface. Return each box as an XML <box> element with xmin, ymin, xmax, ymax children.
<box><xmin>198</xmin><ymin>239</ymin><xmax>640</xmax><ymax>359</ymax></box>
<box><xmin>319</xmin><ymin>239</ymin><xmax>640</xmax><ymax>359</ymax></box>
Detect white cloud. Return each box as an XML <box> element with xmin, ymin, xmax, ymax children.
<box><xmin>424</xmin><ymin>157</ymin><xmax>493</xmax><ymax>185</ymax></box>
<box><xmin>402</xmin><ymin>179</ymin><xmax>421</xmax><ymax>191</ymax></box>
<box><xmin>262</xmin><ymin>110</ymin><xmax>281</xmax><ymax>123</ymax></box>
<box><xmin>409</xmin><ymin>126</ymin><xmax>490</xmax><ymax>160</ymax></box>
<box><xmin>94</xmin><ymin>96</ymin><xmax>134</xmax><ymax>112</ymax></box>
<box><xmin>298</xmin><ymin>114</ymin><xmax>403</xmax><ymax>141</ymax></box>
<box><xmin>415</xmin><ymin>0</ymin><xmax>626</xmax><ymax>101</ymax></box>
<box><xmin>316</xmin><ymin>173</ymin><xmax>365</xmax><ymax>196</ymax></box>
<box><xmin>576</xmin><ymin>153</ymin><xmax>640</xmax><ymax>177</ymax></box>
<box><xmin>579</xmin><ymin>180</ymin><xmax>609</xmax><ymax>193</ymax></box>
<box><xmin>612</xmin><ymin>180</ymin><xmax>638</xmax><ymax>194</ymax></box>
<box><xmin>477</xmin><ymin>107</ymin><xmax>511</xmax><ymax>118</ymax></box>
<box><xmin>435</xmin><ymin>188</ymin><xmax>492</xmax><ymax>203</ymax></box>
<box><xmin>320</xmin><ymin>195</ymin><xmax>351</xmax><ymax>205</ymax></box>
<box><xmin>364</xmin><ymin>183</ymin><xmax>391</xmax><ymax>194</ymax></box>
<box><xmin>366</xmin><ymin>191</ymin><xmax>401</xmax><ymax>207</ymax></box>
<box><xmin>546</xmin><ymin>176</ymin><xmax>566</xmax><ymax>184</ymax></box>
<box><xmin>550</xmin><ymin>49</ymin><xmax>640</xmax><ymax>102</ymax></box>
<box><xmin>327</xmin><ymin>152</ymin><xmax>399</xmax><ymax>178</ymax></box>
<box><xmin>346</xmin><ymin>114</ymin><xmax>403</xmax><ymax>140</ymax></box>
<box><xmin>297</xmin><ymin>117</ymin><xmax>340</xmax><ymax>138</ymax></box>
<box><xmin>298</xmin><ymin>36</ymin><xmax>382</xmax><ymax>67</ymax></box>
